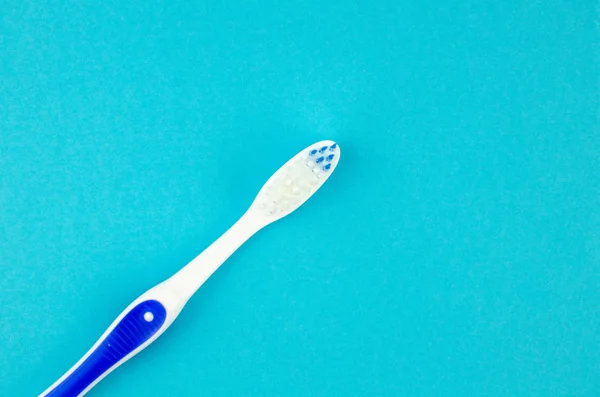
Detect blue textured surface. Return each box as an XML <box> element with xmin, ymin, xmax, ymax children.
<box><xmin>47</xmin><ymin>300</ymin><xmax>166</xmax><ymax>396</ymax></box>
<box><xmin>0</xmin><ymin>1</ymin><xmax>599</xmax><ymax>397</ymax></box>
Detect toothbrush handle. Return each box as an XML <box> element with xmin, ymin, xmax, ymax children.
<box><xmin>39</xmin><ymin>286</ymin><xmax>184</xmax><ymax>397</ymax></box>
<box><xmin>40</xmin><ymin>215</ymin><xmax>259</xmax><ymax>397</ymax></box>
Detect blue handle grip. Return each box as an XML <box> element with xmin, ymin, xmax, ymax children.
<box><xmin>46</xmin><ymin>300</ymin><xmax>167</xmax><ymax>397</ymax></box>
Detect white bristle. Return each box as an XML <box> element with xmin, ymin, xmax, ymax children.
<box><xmin>249</xmin><ymin>140</ymin><xmax>340</xmax><ymax>221</ymax></box>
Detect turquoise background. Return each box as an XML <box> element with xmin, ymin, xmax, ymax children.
<box><xmin>1</xmin><ymin>1</ymin><xmax>599</xmax><ymax>396</ymax></box>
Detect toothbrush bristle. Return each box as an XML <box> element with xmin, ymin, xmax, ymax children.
<box><xmin>251</xmin><ymin>140</ymin><xmax>340</xmax><ymax>220</ymax></box>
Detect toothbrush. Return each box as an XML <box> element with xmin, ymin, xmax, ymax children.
<box><xmin>40</xmin><ymin>140</ymin><xmax>341</xmax><ymax>397</ymax></box>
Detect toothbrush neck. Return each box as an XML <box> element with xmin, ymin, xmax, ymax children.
<box><xmin>166</xmin><ymin>213</ymin><xmax>261</xmax><ymax>302</ymax></box>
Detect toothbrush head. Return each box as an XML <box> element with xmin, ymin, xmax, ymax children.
<box><xmin>249</xmin><ymin>140</ymin><xmax>340</xmax><ymax>222</ymax></box>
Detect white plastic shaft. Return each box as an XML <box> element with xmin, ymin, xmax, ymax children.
<box><xmin>161</xmin><ymin>212</ymin><xmax>262</xmax><ymax>304</ymax></box>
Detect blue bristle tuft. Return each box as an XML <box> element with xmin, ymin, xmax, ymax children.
<box><xmin>326</xmin><ymin>154</ymin><xmax>335</xmax><ymax>162</ymax></box>
<box><xmin>319</xmin><ymin>146</ymin><xmax>328</xmax><ymax>153</ymax></box>
<box><xmin>329</xmin><ymin>143</ymin><xmax>337</xmax><ymax>151</ymax></box>
<box><xmin>323</xmin><ymin>163</ymin><xmax>332</xmax><ymax>171</ymax></box>
<box><xmin>309</xmin><ymin>149</ymin><xmax>318</xmax><ymax>156</ymax></box>
<box><xmin>316</xmin><ymin>156</ymin><xmax>324</xmax><ymax>163</ymax></box>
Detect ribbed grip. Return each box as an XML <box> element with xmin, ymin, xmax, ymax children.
<box><xmin>45</xmin><ymin>300</ymin><xmax>167</xmax><ymax>397</ymax></box>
